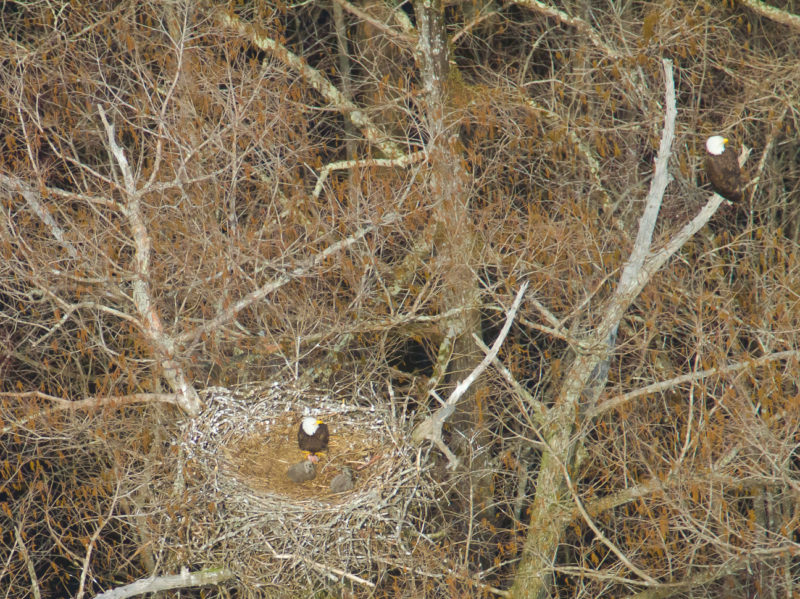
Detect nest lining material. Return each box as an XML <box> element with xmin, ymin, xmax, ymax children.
<box><xmin>177</xmin><ymin>382</ymin><xmax>436</xmax><ymax>588</ymax></box>
<box><xmin>184</xmin><ymin>384</ymin><xmax>392</xmax><ymax>503</ymax></box>
<box><xmin>223</xmin><ymin>414</ymin><xmax>377</xmax><ymax>501</ymax></box>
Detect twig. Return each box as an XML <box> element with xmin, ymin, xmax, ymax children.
<box><xmin>76</xmin><ymin>484</ymin><xmax>120</xmax><ymax>599</ymax></box>
<box><xmin>269</xmin><ymin>551</ymin><xmax>376</xmax><ymax>588</ymax></box>
<box><xmin>452</xmin><ymin>8</ymin><xmax>499</xmax><ymax>44</ymax></box>
<box><xmin>370</xmin><ymin>555</ymin><xmax>511</xmax><ymax>596</ymax></box>
<box><xmin>177</xmin><ymin>211</ymin><xmax>402</xmax><ymax>347</ymax></box>
<box><xmin>553</xmin><ymin>446</ymin><xmax>658</xmax><ymax>586</ymax></box>
<box><xmin>447</xmin><ymin>282</ymin><xmax>529</xmax><ymax>408</ymax></box>
<box><xmin>748</xmin><ymin>101</ymin><xmax>791</xmax><ymax>200</ymax></box>
<box><xmin>521</xmin><ymin>98</ymin><xmax>614</xmax><ymax>215</ymax></box>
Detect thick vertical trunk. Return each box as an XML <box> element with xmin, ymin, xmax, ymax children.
<box><xmin>414</xmin><ymin>0</ymin><xmax>494</xmax><ymax>517</ymax></box>
<box><xmin>509</xmin><ymin>352</ymin><xmax>599</xmax><ymax>599</ymax></box>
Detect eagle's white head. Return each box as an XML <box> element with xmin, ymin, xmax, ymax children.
<box><xmin>301</xmin><ymin>416</ymin><xmax>320</xmax><ymax>435</ymax></box>
<box><xmin>705</xmin><ymin>135</ymin><xmax>728</xmax><ymax>156</ymax></box>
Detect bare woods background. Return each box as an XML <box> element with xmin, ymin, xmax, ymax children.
<box><xmin>1</xmin><ymin>0</ymin><xmax>799</xmax><ymax>597</ymax></box>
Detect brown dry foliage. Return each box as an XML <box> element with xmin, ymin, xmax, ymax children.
<box><xmin>0</xmin><ymin>0</ymin><xmax>799</xmax><ymax>597</ymax></box>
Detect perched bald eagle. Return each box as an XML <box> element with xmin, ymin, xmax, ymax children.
<box><xmin>298</xmin><ymin>416</ymin><xmax>329</xmax><ymax>462</ymax></box>
<box><xmin>705</xmin><ymin>135</ymin><xmax>742</xmax><ymax>202</ymax></box>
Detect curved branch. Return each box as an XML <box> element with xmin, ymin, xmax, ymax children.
<box><xmin>313</xmin><ymin>151</ymin><xmax>426</xmax><ymax>199</ymax></box>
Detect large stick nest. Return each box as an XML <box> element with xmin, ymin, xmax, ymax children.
<box><xmin>173</xmin><ymin>381</ymin><xmax>440</xmax><ymax>594</ymax></box>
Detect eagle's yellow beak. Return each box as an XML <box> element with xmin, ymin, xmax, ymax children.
<box><xmin>722</xmin><ymin>138</ymin><xmax>729</xmax><ymax>144</ymax></box>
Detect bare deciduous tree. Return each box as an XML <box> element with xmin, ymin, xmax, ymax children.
<box><xmin>1</xmin><ymin>0</ymin><xmax>799</xmax><ymax>597</ymax></box>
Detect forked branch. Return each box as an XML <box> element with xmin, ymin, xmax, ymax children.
<box><xmin>412</xmin><ymin>282</ymin><xmax>529</xmax><ymax>468</ymax></box>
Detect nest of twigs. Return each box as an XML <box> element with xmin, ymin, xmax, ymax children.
<box><xmin>174</xmin><ymin>381</ymin><xmax>438</xmax><ymax>595</ymax></box>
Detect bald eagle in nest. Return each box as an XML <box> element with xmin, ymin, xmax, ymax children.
<box><xmin>705</xmin><ymin>136</ymin><xmax>743</xmax><ymax>203</ymax></box>
<box><xmin>298</xmin><ymin>416</ymin><xmax>329</xmax><ymax>462</ymax></box>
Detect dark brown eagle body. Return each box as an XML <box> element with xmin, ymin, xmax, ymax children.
<box><xmin>704</xmin><ymin>136</ymin><xmax>743</xmax><ymax>202</ymax></box>
<box><xmin>298</xmin><ymin>416</ymin><xmax>329</xmax><ymax>459</ymax></box>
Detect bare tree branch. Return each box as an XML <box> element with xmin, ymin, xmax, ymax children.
<box><xmin>590</xmin><ymin>349</ymin><xmax>800</xmax><ymax>419</ymax></box>
<box><xmin>0</xmin><ymin>392</ymin><xmax>180</xmax><ymax>435</ymax></box>
<box><xmin>597</xmin><ymin>59</ymin><xmax>677</xmax><ymax>342</ymax></box>
<box><xmin>97</xmin><ymin>105</ymin><xmax>200</xmax><ymax>416</ymax></box>
<box><xmin>218</xmin><ymin>11</ymin><xmax>407</xmax><ymax>160</ymax></box>
<box><xmin>91</xmin><ymin>567</ymin><xmax>234</xmax><ymax>599</ymax></box>
<box><xmin>0</xmin><ymin>174</ymin><xmax>79</xmax><ymax>261</ymax></box>
<box><xmin>176</xmin><ymin>211</ymin><xmax>402</xmax><ymax>347</ymax></box>
<box><xmin>412</xmin><ymin>282</ymin><xmax>529</xmax><ymax>468</ymax></box>
<box><xmin>329</xmin><ymin>0</ymin><xmax>416</xmax><ymax>45</ymax></box>
<box><xmin>313</xmin><ymin>151</ymin><xmax>426</xmax><ymax>199</ymax></box>
<box><xmin>13</xmin><ymin>526</ymin><xmax>41</xmax><ymax>599</ymax></box>
<box><xmin>739</xmin><ymin>0</ymin><xmax>800</xmax><ymax>32</ymax></box>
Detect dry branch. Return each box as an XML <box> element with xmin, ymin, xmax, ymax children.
<box><xmin>739</xmin><ymin>0</ymin><xmax>800</xmax><ymax>32</ymax></box>
<box><xmin>411</xmin><ymin>282</ymin><xmax>529</xmax><ymax>468</ymax></box>
<box><xmin>92</xmin><ymin>567</ymin><xmax>234</xmax><ymax>599</ymax></box>
<box><xmin>0</xmin><ymin>174</ymin><xmax>79</xmax><ymax>260</ymax></box>
<box><xmin>590</xmin><ymin>349</ymin><xmax>800</xmax><ymax>419</ymax></box>
<box><xmin>13</xmin><ymin>527</ymin><xmax>41</xmax><ymax>599</ymax></box>
<box><xmin>218</xmin><ymin>11</ymin><xmax>405</xmax><ymax>160</ymax></box>
<box><xmin>96</xmin><ymin>105</ymin><xmax>201</xmax><ymax>416</ymax></box>
<box><xmin>598</xmin><ymin>58</ymin><xmax>677</xmax><ymax>341</ymax></box>
<box><xmin>313</xmin><ymin>151</ymin><xmax>426</xmax><ymax>199</ymax></box>
<box><xmin>0</xmin><ymin>392</ymin><xmax>181</xmax><ymax>435</ymax></box>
